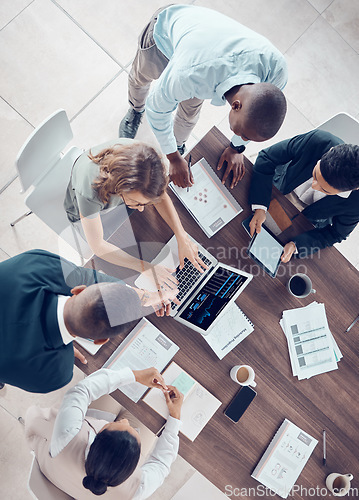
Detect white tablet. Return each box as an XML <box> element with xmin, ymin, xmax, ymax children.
<box><xmin>247</xmin><ymin>225</ymin><xmax>284</xmax><ymax>278</ymax></box>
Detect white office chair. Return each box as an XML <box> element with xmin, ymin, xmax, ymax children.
<box><xmin>10</xmin><ymin>109</ymin><xmax>93</xmax><ymax>260</ymax></box>
<box><xmin>317</xmin><ymin>112</ymin><xmax>359</xmax><ymax>144</ymax></box>
<box><xmin>28</xmin><ymin>454</ymin><xmax>74</xmax><ymax>500</ymax></box>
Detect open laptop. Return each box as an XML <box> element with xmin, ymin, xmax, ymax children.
<box><xmin>135</xmin><ymin>235</ymin><xmax>253</xmax><ymax>335</ymax></box>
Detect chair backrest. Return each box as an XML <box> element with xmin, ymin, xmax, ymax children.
<box><xmin>25</xmin><ymin>145</ymin><xmax>93</xmax><ymax>259</ymax></box>
<box><xmin>25</xmin><ymin>146</ymin><xmax>80</xmax><ymax>235</ymax></box>
<box><xmin>28</xmin><ymin>455</ymin><xmax>74</xmax><ymax>500</ymax></box>
<box><xmin>317</xmin><ymin>112</ymin><xmax>359</xmax><ymax>144</ymax></box>
<box><xmin>16</xmin><ymin>109</ymin><xmax>73</xmax><ymax>192</ymax></box>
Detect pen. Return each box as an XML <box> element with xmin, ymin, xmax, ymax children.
<box><xmin>187</xmin><ymin>154</ymin><xmax>192</xmax><ymax>192</ymax></box>
<box><xmin>345</xmin><ymin>313</ymin><xmax>359</xmax><ymax>333</ymax></box>
<box><xmin>323</xmin><ymin>429</ymin><xmax>326</xmax><ymax>466</ymax></box>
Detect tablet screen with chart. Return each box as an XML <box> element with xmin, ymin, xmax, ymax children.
<box><xmin>170</xmin><ymin>158</ymin><xmax>243</xmax><ymax>237</ymax></box>
<box><xmin>178</xmin><ymin>266</ymin><xmax>250</xmax><ymax>331</ymax></box>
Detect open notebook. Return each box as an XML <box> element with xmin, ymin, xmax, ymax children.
<box><xmin>144</xmin><ymin>362</ymin><xmax>222</xmax><ymax>441</ymax></box>
<box><xmin>102</xmin><ymin>319</ymin><xmax>179</xmax><ymax>402</ymax></box>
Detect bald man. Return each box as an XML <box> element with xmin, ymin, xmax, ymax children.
<box><xmin>119</xmin><ymin>4</ymin><xmax>287</xmax><ymax>188</ymax></box>
<box><xmin>0</xmin><ymin>249</ymin><xmax>177</xmax><ymax>393</ymax></box>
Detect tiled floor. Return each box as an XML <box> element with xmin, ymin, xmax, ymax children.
<box><xmin>0</xmin><ymin>0</ymin><xmax>359</xmax><ymax>498</ymax></box>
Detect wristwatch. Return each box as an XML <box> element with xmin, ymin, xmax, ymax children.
<box><xmin>229</xmin><ymin>142</ymin><xmax>246</xmax><ymax>154</ymax></box>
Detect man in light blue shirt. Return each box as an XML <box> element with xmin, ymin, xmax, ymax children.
<box><xmin>120</xmin><ymin>4</ymin><xmax>288</xmax><ymax>189</ymax></box>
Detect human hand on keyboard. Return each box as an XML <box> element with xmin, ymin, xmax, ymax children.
<box><xmin>177</xmin><ymin>234</ymin><xmax>208</xmax><ymax>272</ymax></box>
<box><xmin>140</xmin><ymin>288</ymin><xmax>181</xmax><ymax>317</ymax></box>
<box><xmin>141</xmin><ymin>263</ymin><xmax>179</xmax><ymax>291</ymax></box>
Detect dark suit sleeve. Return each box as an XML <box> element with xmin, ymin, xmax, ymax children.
<box><xmin>293</xmin><ymin>214</ymin><xmax>359</xmax><ymax>257</ymax></box>
<box><xmin>249</xmin><ymin>137</ymin><xmax>297</xmax><ymax>208</ymax></box>
<box><xmin>59</xmin><ymin>256</ymin><xmax>122</xmax><ymax>289</ymax></box>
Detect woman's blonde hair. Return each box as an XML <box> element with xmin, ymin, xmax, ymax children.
<box><xmin>90</xmin><ymin>142</ymin><xmax>168</xmax><ymax>204</ymax></box>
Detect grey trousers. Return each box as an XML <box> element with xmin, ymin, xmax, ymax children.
<box><xmin>128</xmin><ymin>7</ymin><xmax>204</xmax><ymax>147</ymax></box>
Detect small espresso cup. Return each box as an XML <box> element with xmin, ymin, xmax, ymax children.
<box><xmin>326</xmin><ymin>473</ymin><xmax>354</xmax><ymax>497</ymax></box>
<box><xmin>287</xmin><ymin>273</ymin><xmax>316</xmax><ymax>298</ymax></box>
<box><xmin>230</xmin><ymin>364</ymin><xmax>256</xmax><ymax>387</ymax></box>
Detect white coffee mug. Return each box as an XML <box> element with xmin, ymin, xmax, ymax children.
<box><xmin>230</xmin><ymin>364</ymin><xmax>256</xmax><ymax>387</ymax></box>
<box><xmin>287</xmin><ymin>273</ymin><xmax>316</xmax><ymax>298</ymax></box>
<box><xmin>326</xmin><ymin>473</ymin><xmax>354</xmax><ymax>497</ymax></box>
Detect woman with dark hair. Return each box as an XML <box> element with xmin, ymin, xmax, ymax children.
<box><xmin>64</xmin><ymin>139</ymin><xmax>206</xmax><ymax>289</ymax></box>
<box><xmin>82</xmin><ymin>423</ymin><xmax>141</xmax><ymax>496</ymax></box>
<box><xmin>25</xmin><ymin>367</ymin><xmax>184</xmax><ymax>499</ymax></box>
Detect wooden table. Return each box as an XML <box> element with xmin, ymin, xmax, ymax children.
<box><xmin>77</xmin><ymin>127</ymin><xmax>359</xmax><ymax>499</ymax></box>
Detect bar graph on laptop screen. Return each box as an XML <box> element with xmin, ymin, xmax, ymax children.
<box><xmin>178</xmin><ymin>267</ymin><xmax>249</xmax><ymax>331</ymax></box>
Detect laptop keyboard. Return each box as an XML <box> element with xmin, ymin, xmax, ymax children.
<box><xmin>171</xmin><ymin>251</ymin><xmax>212</xmax><ymax>310</ymax></box>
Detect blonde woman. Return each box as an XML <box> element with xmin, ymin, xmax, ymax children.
<box><xmin>64</xmin><ymin>139</ymin><xmax>206</xmax><ymax>288</ymax></box>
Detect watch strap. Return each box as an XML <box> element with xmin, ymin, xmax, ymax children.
<box><xmin>229</xmin><ymin>142</ymin><xmax>245</xmax><ymax>154</ymax></box>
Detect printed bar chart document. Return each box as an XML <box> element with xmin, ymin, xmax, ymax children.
<box><xmin>280</xmin><ymin>302</ymin><xmax>342</xmax><ymax>379</ymax></box>
<box><xmin>144</xmin><ymin>362</ymin><xmax>222</xmax><ymax>441</ymax></box>
<box><xmin>252</xmin><ymin>419</ymin><xmax>318</xmax><ymax>498</ymax></box>
<box><xmin>103</xmin><ymin>319</ymin><xmax>179</xmax><ymax>402</ymax></box>
<box><xmin>170</xmin><ymin>158</ymin><xmax>243</xmax><ymax>238</ymax></box>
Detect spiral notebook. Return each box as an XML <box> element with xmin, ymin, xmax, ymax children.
<box><xmin>202</xmin><ymin>303</ymin><xmax>254</xmax><ymax>359</ymax></box>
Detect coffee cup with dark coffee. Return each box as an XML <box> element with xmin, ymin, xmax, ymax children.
<box><xmin>287</xmin><ymin>273</ymin><xmax>316</xmax><ymax>298</ymax></box>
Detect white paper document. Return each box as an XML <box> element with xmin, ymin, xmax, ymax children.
<box><xmin>203</xmin><ymin>303</ymin><xmax>254</xmax><ymax>359</ymax></box>
<box><xmin>102</xmin><ymin>319</ymin><xmax>179</xmax><ymax>402</ymax></box>
<box><xmin>74</xmin><ymin>337</ymin><xmax>103</xmax><ymax>355</ymax></box>
<box><xmin>252</xmin><ymin>419</ymin><xmax>318</xmax><ymax>498</ymax></box>
<box><xmin>170</xmin><ymin>158</ymin><xmax>243</xmax><ymax>238</ymax></box>
<box><xmin>280</xmin><ymin>302</ymin><xmax>342</xmax><ymax>379</ymax></box>
<box><xmin>144</xmin><ymin>362</ymin><xmax>222</xmax><ymax>441</ymax></box>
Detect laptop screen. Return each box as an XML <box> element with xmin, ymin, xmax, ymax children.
<box><xmin>178</xmin><ymin>266</ymin><xmax>249</xmax><ymax>331</ymax></box>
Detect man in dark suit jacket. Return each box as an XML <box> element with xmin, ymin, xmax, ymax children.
<box><xmin>248</xmin><ymin>130</ymin><xmax>359</xmax><ymax>260</ymax></box>
<box><xmin>0</xmin><ymin>249</ymin><xmax>176</xmax><ymax>393</ymax></box>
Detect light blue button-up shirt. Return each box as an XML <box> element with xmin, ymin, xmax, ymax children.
<box><xmin>149</xmin><ymin>4</ymin><xmax>288</xmax><ymax>154</ymax></box>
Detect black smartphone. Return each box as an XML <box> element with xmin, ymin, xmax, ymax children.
<box><xmin>241</xmin><ymin>215</ymin><xmax>252</xmax><ymax>236</ymax></box>
<box><xmin>224</xmin><ymin>386</ymin><xmax>257</xmax><ymax>423</ymax></box>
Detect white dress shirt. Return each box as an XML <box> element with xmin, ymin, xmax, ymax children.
<box><xmin>148</xmin><ymin>4</ymin><xmax>288</xmax><ymax>155</ymax></box>
<box><xmin>252</xmin><ymin>178</ymin><xmax>352</xmax><ymax>213</ymax></box>
<box><xmin>57</xmin><ymin>295</ymin><xmax>74</xmax><ymax>345</ymax></box>
<box><xmin>50</xmin><ymin>367</ymin><xmax>181</xmax><ymax>500</ymax></box>
<box><xmin>293</xmin><ymin>178</ymin><xmax>351</xmax><ymax>205</ymax></box>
